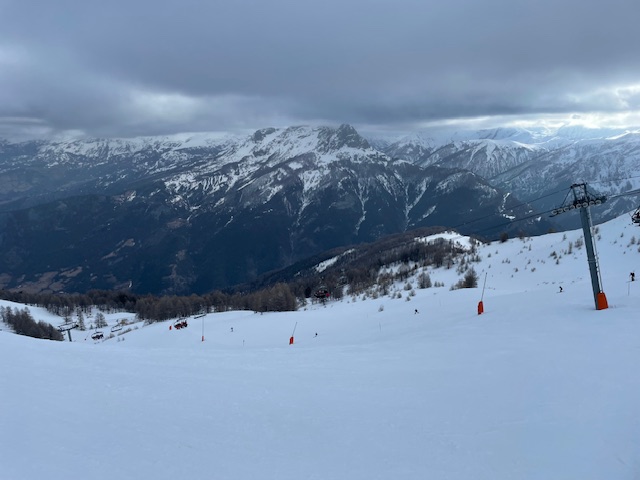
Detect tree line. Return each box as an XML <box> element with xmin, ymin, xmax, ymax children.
<box><xmin>0</xmin><ymin>306</ymin><xmax>63</xmax><ymax>341</ymax></box>
<box><xmin>0</xmin><ymin>283</ymin><xmax>298</xmax><ymax>325</ymax></box>
<box><xmin>0</xmin><ymin>227</ymin><xmax>476</xmax><ymax>324</ymax></box>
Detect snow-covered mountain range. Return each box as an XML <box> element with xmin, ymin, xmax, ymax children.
<box><xmin>380</xmin><ymin>125</ymin><xmax>640</xmax><ymax>228</ymax></box>
<box><xmin>0</xmin><ymin>123</ymin><xmax>638</xmax><ymax>294</ymax></box>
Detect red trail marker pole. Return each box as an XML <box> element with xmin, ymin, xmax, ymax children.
<box><xmin>478</xmin><ymin>272</ymin><xmax>488</xmax><ymax>315</ymax></box>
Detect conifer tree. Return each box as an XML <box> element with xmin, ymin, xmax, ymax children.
<box><xmin>95</xmin><ymin>312</ymin><xmax>107</xmax><ymax>328</ymax></box>
<box><xmin>76</xmin><ymin>308</ymin><xmax>86</xmax><ymax>331</ymax></box>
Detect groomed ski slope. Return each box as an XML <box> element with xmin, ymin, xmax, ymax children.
<box><xmin>2</xmin><ymin>213</ymin><xmax>640</xmax><ymax>480</ymax></box>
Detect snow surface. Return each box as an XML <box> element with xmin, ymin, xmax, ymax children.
<box><xmin>315</xmin><ymin>249</ymin><xmax>355</xmax><ymax>273</ymax></box>
<box><xmin>2</xmin><ymin>214</ymin><xmax>640</xmax><ymax>479</ymax></box>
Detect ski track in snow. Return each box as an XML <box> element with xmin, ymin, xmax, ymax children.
<box><xmin>2</xmin><ymin>213</ymin><xmax>640</xmax><ymax>479</ymax></box>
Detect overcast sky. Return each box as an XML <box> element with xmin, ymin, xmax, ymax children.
<box><xmin>1</xmin><ymin>0</ymin><xmax>639</xmax><ymax>139</ymax></box>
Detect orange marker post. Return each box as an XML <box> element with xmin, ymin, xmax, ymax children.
<box><xmin>289</xmin><ymin>322</ymin><xmax>297</xmax><ymax>345</ymax></box>
<box><xmin>478</xmin><ymin>272</ymin><xmax>488</xmax><ymax>315</ymax></box>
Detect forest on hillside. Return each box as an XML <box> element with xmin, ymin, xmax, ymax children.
<box><xmin>0</xmin><ymin>233</ymin><xmax>479</xmax><ymax>326</ymax></box>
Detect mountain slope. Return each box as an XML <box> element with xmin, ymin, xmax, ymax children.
<box><xmin>380</xmin><ymin>126</ymin><xmax>640</xmax><ymax>228</ymax></box>
<box><xmin>0</xmin><ymin>125</ymin><xmax>545</xmax><ymax>295</ymax></box>
<box><xmin>2</xmin><ymin>213</ymin><xmax>640</xmax><ymax>480</ymax></box>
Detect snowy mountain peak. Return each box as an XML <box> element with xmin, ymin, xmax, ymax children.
<box><xmin>227</xmin><ymin>124</ymin><xmax>377</xmax><ymax>166</ymax></box>
<box><xmin>475</xmin><ymin>127</ymin><xmax>543</xmax><ymax>144</ymax></box>
<box><xmin>394</xmin><ymin>132</ymin><xmax>437</xmax><ymax>149</ymax></box>
<box><xmin>316</xmin><ymin>124</ymin><xmax>371</xmax><ymax>152</ymax></box>
<box><xmin>251</xmin><ymin>127</ymin><xmax>278</xmax><ymax>143</ymax></box>
<box><xmin>553</xmin><ymin>124</ymin><xmax>628</xmax><ymax>141</ymax></box>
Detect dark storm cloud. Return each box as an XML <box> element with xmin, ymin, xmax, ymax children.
<box><xmin>1</xmin><ymin>0</ymin><xmax>639</xmax><ymax>138</ymax></box>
